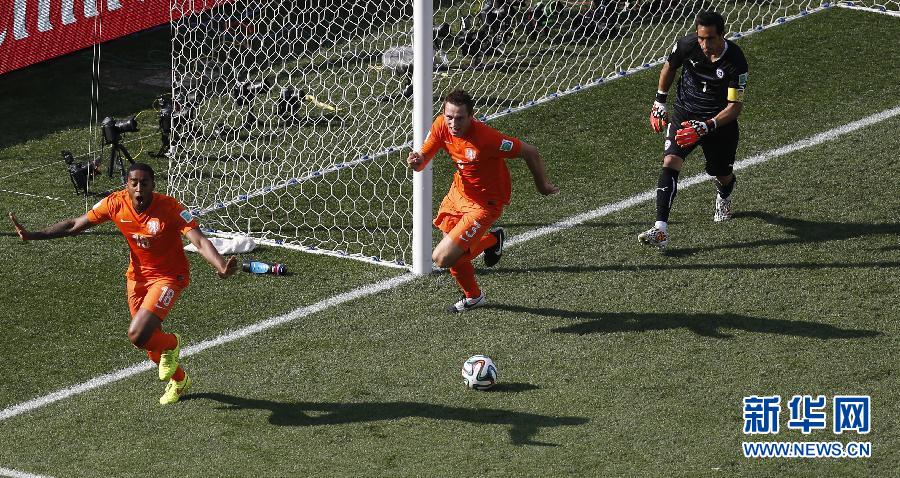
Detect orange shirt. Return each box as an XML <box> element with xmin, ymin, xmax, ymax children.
<box><xmin>421</xmin><ymin>115</ymin><xmax>522</xmax><ymax>208</ymax></box>
<box><xmin>87</xmin><ymin>190</ymin><xmax>198</xmax><ymax>282</ymax></box>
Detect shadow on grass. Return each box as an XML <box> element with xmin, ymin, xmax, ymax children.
<box><xmin>487</xmin><ymin>304</ymin><xmax>882</xmax><ymax>340</ymax></box>
<box><xmin>665</xmin><ymin>211</ymin><xmax>900</xmax><ymax>257</ymax></box>
<box><xmin>487</xmin><ymin>382</ymin><xmax>540</xmax><ymax>393</ymax></box>
<box><xmin>185</xmin><ymin>392</ymin><xmax>586</xmax><ymax>446</ymax></box>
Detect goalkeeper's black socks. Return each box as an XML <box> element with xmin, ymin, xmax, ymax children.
<box><xmin>656</xmin><ymin>167</ymin><xmax>680</xmax><ymax>223</ymax></box>
<box><xmin>716</xmin><ymin>175</ymin><xmax>737</xmax><ymax>199</ymax></box>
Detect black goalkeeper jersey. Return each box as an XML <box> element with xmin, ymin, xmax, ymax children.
<box><xmin>667</xmin><ymin>33</ymin><xmax>748</xmax><ymax>118</ymax></box>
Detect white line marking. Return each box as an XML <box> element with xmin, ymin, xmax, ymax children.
<box><xmin>837</xmin><ymin>3</ymin><xmax>900</xmax><ymax>18</ymax></box>
<box><xmin>1</xmin><ymin>105</ymin><xmax>898</xmax><ymax>423</ymax></box>
<box><xmin>0</xmin><ymin>467</ymin><xmax>55</xmax><ymax>478</ymax></box>
<box><xmin>0</xmin><ymin>274</ymin><xmax>416</xmax><ymax>422</ymax></box>
<box><xmin>509</xmin><ymin>105</ymin><xmax>900</xmax><ymax>247</ymax></box>
<box><xmin>0</xmin><ymin>189</ymin><xmax>66</xmax><ymax>203</ymax></box>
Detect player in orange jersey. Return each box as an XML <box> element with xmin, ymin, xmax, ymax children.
<box><xmin>9</xmin><ymin>163</ymin><xmax>237</xmax><ymax>405</ymax></box>
<box><xmin>408</xmin><ymin>90</ymin><xmax>558</xmax><ymax>313</ymax></box>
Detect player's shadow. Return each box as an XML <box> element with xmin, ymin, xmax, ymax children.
<box><xmin>185</xmin><ymin>392</ymin><xmax>586</xmax><ymax>446</ymax></box>
<box><xmin>666</xmin><ymin>211</ymin><xmax>900</xmax><ymax>257</ymax></box>
<box><xmin>488</xmin><ymin>305</ymin><xmax>881</xmax><ymax>340</ymax></box>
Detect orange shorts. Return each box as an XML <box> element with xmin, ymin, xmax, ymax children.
<box><xmin>127</xmin><ymin>277</ymin><xmax>187</xmax><ymax>321</ymax></box>
<box><xmin>434</xmin><ymin>191</ymin><xmax>501</xmax><ymax>250</ymax></box>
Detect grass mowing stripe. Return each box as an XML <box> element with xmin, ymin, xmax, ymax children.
<box><xmin>0</xmin><ymin>467</ymin><xmax>55</xmax><ymax>478</ymax></box>
<box><xmin>1</xmin><ymin>104</ymin><xmax>897</xmax><ymax>423</ymax></box>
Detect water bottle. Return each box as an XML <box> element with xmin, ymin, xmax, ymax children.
<box><xmin>242</xmin><ymin>260</ymin><xmax>286</xmax><ymax>275</ymax></box>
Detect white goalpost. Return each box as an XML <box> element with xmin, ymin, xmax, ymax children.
<box><xmin>167</xmin><ymin>0</ymin><xmax>898</xmax><ymax>274</ymax></box>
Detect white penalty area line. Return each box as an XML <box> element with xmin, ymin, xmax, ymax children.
<box><xmin>1</xmin><ymin>105</ymin><xmax>898</xmax><ymax>423</ymax></box>
<box><xmin>0</xmin><ymin>467</ymin><xmax>55</xmax><ymax>478</ymax></box>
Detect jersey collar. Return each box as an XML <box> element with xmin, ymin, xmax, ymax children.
<box><xmin>711</xmin><ymin>41</ymin><xmax>729</xmax><ymax>63</ymax></box>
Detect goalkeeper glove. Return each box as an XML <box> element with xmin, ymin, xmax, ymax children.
<box><xmin>649</xmin><ymin>91</ymin><xmax>668</xmax><ymax>133</ymax></box>
<box><xmin>650</xmin><ymin>101</ymin><xmax>668</xmax><ymax>133</ymax></box>
<box><xmin>675</xmin><ymin>119</ymin><xmax>716</xmax><ymax>147</ymax></box>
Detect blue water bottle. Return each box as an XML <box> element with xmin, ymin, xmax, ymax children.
<box><xmin>242</xmin><ymin>260</ymin><xmax>286</xmax><ymax>275</ymax></box>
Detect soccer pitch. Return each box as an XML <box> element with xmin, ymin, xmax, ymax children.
<box><xmin>0</xmin><ymin>7</ymin><xmax>898</xmax><ymax>477</ymax></box>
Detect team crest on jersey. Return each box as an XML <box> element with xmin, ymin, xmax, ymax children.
<box><xmin>716</xmin><ymin>68</ymin><xmax>725</xmax><ymax>79</ymax></box>
<box><xmin>500</xmin><ymin>139</ymin><xmax>513</xmax><ymax>152</ymax></box>
<box><xmin>465</xmin><ymin>148</ymin><xmax>477</xmax><ymax>160</ymax></box>
<box><xmin>147</xmin><ymin>219</ymin><xmax>160</xmax><ymax>236</ymax></box>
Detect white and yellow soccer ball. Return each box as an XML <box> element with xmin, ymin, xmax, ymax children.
<box><xmin>461</xmin><ymin>355</ymin><xmax>498</xmax><ymax>390</ymax></box>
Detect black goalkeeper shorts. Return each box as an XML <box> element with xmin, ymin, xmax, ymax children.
<box><xmin>663</xmin><ymin>108</ymin><xmax>739</xmax><ymax>177</ymax></box>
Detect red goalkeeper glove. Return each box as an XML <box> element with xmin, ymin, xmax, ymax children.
<box><xmin>675</xmin><ymin>119</ymin><xmax>715</xmax><ymax>147</ymax></box>
<box><xmin>649</xmin><ymin>101</ymin><xmax>668</xmax><ymax>133</ymax></box>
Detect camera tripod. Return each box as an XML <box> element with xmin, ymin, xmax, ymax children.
<box><xmin>106</xmin><ymin>140</ymin><xmax>136</xmax><ymax>184</ymax></box>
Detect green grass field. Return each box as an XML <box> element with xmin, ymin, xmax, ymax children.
<box><xmin>0</xmin><ymin>7</ymin><xmax>898</xmax><ymax>477</ymax></box>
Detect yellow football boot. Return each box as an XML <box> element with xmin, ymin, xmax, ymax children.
<box><xmin>159</xmin><ymin>372</ymin><xmax>192</xmax><ymax>405</ymax></box>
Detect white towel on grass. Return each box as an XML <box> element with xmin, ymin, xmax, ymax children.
<box><xmin>185</xmin><ymin>235</ymin><xmax>256</xmax><ymax>255</ymax></box>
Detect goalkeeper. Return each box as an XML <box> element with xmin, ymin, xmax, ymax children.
<box><xmin>8</xmin><ymin>163</ymin><xmax>237</xmax><ymax>405</ymax></box>
<box><xmin>408</xmin><ymin>89</ymin><xmax>558</xmax><ymax>313</ymax></box>
<box><xmin>640</xmin><ymin>11</ymin><xmax>748</xmax><ymax>249</ymax></box>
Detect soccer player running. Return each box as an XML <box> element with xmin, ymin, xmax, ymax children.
<box><xmin>408</xmin><ymin>89</ymin><xmax>558</xmax><ymax>313</ymax></box>
<box><xmin>639</xmin><ymin>11</ymin><xmax>748</xmax><ymax>249</ymax></box>
<box><xmin>8</xmin><ymin>163</ymin><xmax>237</xmax><ymax>405</ymax></box>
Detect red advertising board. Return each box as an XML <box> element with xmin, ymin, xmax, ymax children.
<box><xmin>0</xmin><ymin>0</ymin><xmax>219</xmax><ymax>75</ymax></box>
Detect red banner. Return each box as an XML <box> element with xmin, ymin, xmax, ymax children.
<box><xmin>0</xmin><ymin>0</ymin><xmax>219</xmax><ymax>76</ymax></box>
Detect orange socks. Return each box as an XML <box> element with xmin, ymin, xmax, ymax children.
<box><xmin>143</xmin><ymin>329</ymin><xmax>177</xmax><ymax>352</ymax></box>
<box><xmin>446</xmin><ymin>232</ymin><xmax>497</xmax><ymax>298</ymax></box>
<box><xmin>456</xmin><ymin>232</ymin><xmax>498</xmax><ymax>264</ymax></box>
<box><xmin>144</xmin><ymin>330</ymin><xmax>185</xmax><ymax>382</ymax></box>
<box><xmin>450</xmin><ymin>260</ymin><xmax>481</xmax><ymax>298</ymax></box>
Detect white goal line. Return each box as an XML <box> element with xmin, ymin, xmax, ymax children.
<box><xmin>1</xmin><ymin>104</ymin><xmax>898</xmax><ymax>424</ymax></box>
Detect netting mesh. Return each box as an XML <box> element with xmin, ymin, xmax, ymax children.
<box><xmin>168</xmin><ymin>0</ymin><xmax>897</xmax><ymax>267</ymax></box>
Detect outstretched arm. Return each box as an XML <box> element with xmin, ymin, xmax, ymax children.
<box><xmin>519</xmin><ymin>142</ymin><xmax>559</xmax><ymax>196</ymax></box>
<box><xmin>9</xmin><ymin>212</ymin><xmax>94</xmax><ymax>241</ymax></box>
<box><xmin>184</xmin><ymin>228</ymin><xmax>238</xmax><ymax>279</ymax></box>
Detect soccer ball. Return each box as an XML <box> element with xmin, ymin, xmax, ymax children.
<box><xmin>461</xmin><ymin>355</ymin><xmax>498</xmax><ymax>390</ymax></box>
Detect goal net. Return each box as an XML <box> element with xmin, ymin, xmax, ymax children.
<box><xmin>167</xmin><ymin>0</ymin><xmax>897</xmax><ymax>269</ymax></box>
